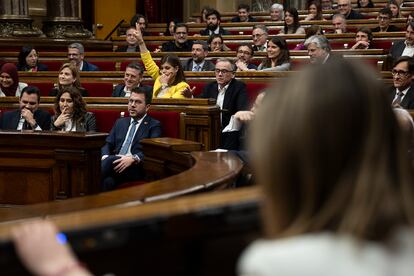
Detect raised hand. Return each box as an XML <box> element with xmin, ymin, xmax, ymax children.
<box><xmin>134</xmin><ymin>22</ymin><xmax>145</xmax><ymax>44</ymax></box>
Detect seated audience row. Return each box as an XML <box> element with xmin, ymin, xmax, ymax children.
<box><xmin>0</xmin><ymin>85</ymin><xmax>96</xmax><ymax>132</ymax></box>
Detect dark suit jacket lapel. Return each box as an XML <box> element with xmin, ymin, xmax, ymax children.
<box><xmin>11</xmin><ymin>110</ymin><xmax>21</xmax><ymax>129</ymax></box>
<box><xmin>401</xmin><ymin>85</ymin><xmax>414</xmax><ymax>108</ymax></box>
<box><xmin>132</xmin><ymin>115</ymin><xmax>150</xmax><ymax>145</ymax></box>
<box><xmin>222</xmin><ymin>79</ymin><xmax>235</xmax><ymax>110</ymax></box>
<box><xmin>120</xmin><ymin>85</ymin><xmax>126</xmax><ymax>97</ymax></box>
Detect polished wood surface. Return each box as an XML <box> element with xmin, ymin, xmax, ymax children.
<box><xmin>0</xmin><ymin>131</ymin><xmax>107</xmax><ymax>204</ymax></box>
<box><xmin>0</xmin><ymin>99</ymin><xmax>222</xmax><ymax>150</ymax></box>
<box><xmin>0</xmin><ymin>150</ymin><xmax>243</xmax><ymax>225</ymax></box>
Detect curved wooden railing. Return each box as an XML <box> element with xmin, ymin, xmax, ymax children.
<box><xmin>0</xmin><ymin>150</ymin><xmax>244</xmax><ymax>231</ymax></box>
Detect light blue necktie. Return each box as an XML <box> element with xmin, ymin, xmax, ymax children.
<box><xmin>119</xmin><ymin>120</ymin><xmax>138</xmax><ymax>155</ymax></box>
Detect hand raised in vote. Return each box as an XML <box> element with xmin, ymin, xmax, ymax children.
<box><xmin>134</xmin><ymin>23</ymin><xmax>145</xmax><ymax>44</ymax></box>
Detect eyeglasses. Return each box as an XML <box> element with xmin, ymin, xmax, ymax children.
<box><xmin>337</xmin><ymin>4</ymin><xmax>349</xmax><ymax>7</ymax></box>
<box><xmin>252</xmin><ymin>33</ymin><xmax>265</xmax><ymax>39</ymax></box>
<box><xmin>391</xmin><ymin>69</ymin><xmax>410</xmax><ymax>77</ymax></box>
<box><xmin>378</xmin><ymin>16</ymin><xmax>390</xmax><ymax>21</ymax></box>
<box><xmin>237</xmin><ymin>50</ymin><xmax>252</xmax><ymax>55</ymax></box>
<box><xmin>215</xmin><ymin>69</ymin><xmax>233</xmax><ymax>74</ymax></box>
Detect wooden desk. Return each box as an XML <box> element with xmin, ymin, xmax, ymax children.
<box><xmin>0</xmin><ymin>131</ymin><xmax>106</xmax><ymax>204</ymax></box>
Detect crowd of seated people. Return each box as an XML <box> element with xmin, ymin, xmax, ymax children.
<box><xmin>4</xmin><ymin>3</ymin><xmax>414</xmax><ymax>274</ymax></box>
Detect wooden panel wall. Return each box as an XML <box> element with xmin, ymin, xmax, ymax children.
<box><xmin>94</xmin><ymin>0</ymin><xmax>136</xmax><ymax>39</ymax></box>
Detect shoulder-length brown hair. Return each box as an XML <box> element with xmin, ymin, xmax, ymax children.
<box><xmin>260</xmin><ymin>36</ymin><xmax>290</xmax><ymax>69</ymax></box>
<box><xmin>57</xmin><ymin>63</ymin><xmax>82</xmax><ymax>90</ymax></box>
<box><xmin>54</xmin><ymin>86</ymin><xmax>87</xmax><ymax>124</ymax></box>
<box><xmin>250</xmin><ymin>59</ymin><xmax>414</xmax><ymax>242</ymax></box>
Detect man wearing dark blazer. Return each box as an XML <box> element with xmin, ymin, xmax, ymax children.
<box><xmin>199</xmin><ymin>9</ymin><xmax>230</xmax><ymax>36</ymax></box>
<box><xmin>115</xmin><ymin>26</ymin><xmax>140</xmax><ymax>53</ymax></box>
<box><xmin>389</xmin><ymin>56</ymin><xmax>414</xmax><ymax>109</ymax></box>
<box><xmin>389</xmin><ymin>22</ymin><xmax>414</xmax><ymax>63</ymax></box>
<box><xmin>68</xmin><ymin>42</ymin><xmax>100</xmax><ymax>72</ymax></box>
<box><xmin>197</xmin><ymin>58</ymin><xmax>248</xmax><ymax>149</ymax></box>
<box><xmin>101</xmin><ymin>87</ymin><xmax>161</xmax><ymax>191</ymax></box>
<box><xmin>0</xmin><ymin>86</ymin><xmax>51</xmax><ymax>131</ymax></box>
<box><xmin>181</xmin><ymin>40</ymin><xmax>215</xmax><ymax>72</ymax></box>
<box><xmin>112</xmin><ymin>62</ymin><xmax>152</xmax><ymax>97</ymax></box>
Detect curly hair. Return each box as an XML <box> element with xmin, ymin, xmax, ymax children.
<box><xmin>54</xmin><ymin>86</ymin><xmax>87</xmax><ymax>125</ymax></box>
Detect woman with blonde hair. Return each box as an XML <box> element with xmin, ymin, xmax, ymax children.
<box><xmin>238</xmin><ymin>59</ymin><xmax>414</xmax><ymax>275</ymax></box>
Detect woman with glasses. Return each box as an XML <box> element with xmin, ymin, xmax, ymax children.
<box><xmin>258</xmin><ymin>37</ymin><xmax>291</xmax><ymax>71</ymax></box>
<box><xmin>207</xmin><ymin>34</ymin><xmax>230</xmax><ymax>52</ymax></box>
<box><xmin>133</xmin><ymin>24</ymin><xmax>191</xmax><ymax>99</ymax></box>
<box><xmin>280</xmin><ymin>8</ymin><xmax>305</xmax><ymax>34</ymax></box>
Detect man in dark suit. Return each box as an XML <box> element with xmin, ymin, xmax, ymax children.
<box><xmin>305</xmin><ymin>35</ymin><xmax>335</xmax><ymax>64</ymax></box>
<box><xmin>389</xmin><ymin>22</ymin><xmax>414</xmax><ymax>63</ymax></box>
<box><xmin>197</xmin><ymin>58</ymin><xmax>248</xmax><ymax>149</ymax></box>
<box><xmin>112</xmin><ymin>62</ymin><xmax>152</xmax><ymax>97</ymax></box>
<box><xmin>115</xmin><ymin>26</ymin><xmax>139</xmax><ymax>52</ymax></box>
<box><xmin>372</xmin><ymin>8</ymin><xmax>400</xmax><ymax>33</ymax></box>
<box><xmin>67</xmin><ymin>42</ymin><xmax>99</xmax><ymax>71</ymax></box>
<box><xmin>235</xmin><ymin>44</ymin><xmax>258</xmax><ymax>71</ymax></box>
<box><xmin>0</xmin><ymin>86</ymin><xmax>51</xmax><ymax>130</ymax></box>
<box><xmin>200</xmin><ymin>9</ymin><xmax>230</xmax><ymax>36</ymax></box>
<box><xmin>389</xmin><ymin>56</ymin><xmax>414</xmax><ymax>109</ymax></box>
<box><xmin>101</xmin><ymin>87</ymin><xmax>161</xmax><ymax>191</ymax></box>
<box><xmin>231</xmin><ymin>4</ymin><xmax>257</xmax><ymax>22</ymax></box>
<box><xmin>161</xmin><ymin>23</ymin><xmax>193</xmax><ymax>52</ymax></box>
<box><xmin>181</xmin><ymin>40</ymin><xmax>215</xmax><ymax>71</ymax></box>
<box><xmin>337</xmin><ymin>0</ymin><xmax>364</xmax><ymax>19</ymax></box>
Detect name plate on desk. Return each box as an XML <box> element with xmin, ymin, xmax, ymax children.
<box><xmin>0</xmin><ymin>131</ymin><xmax>107</xmax><ymax>204</ymax></box>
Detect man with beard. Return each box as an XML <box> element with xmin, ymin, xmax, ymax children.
<box><xmin>182</xmin><ymin>40</ymin><xmax>215</xmax><ymax>71</ymax></box>
<box><xmin>101</xmin><ymin>87</ymin><xmax>161</xmax><ymax>191</ymax></box>
<box><xmin>235</xmin><ymin>43</ymin><xmax>258</xmax><ymax>71</ymax></box>
<box><xmin>161</xmin><ymin>23</ymin><xmax>193</xmax><ymax>52</ymax></box>
<box><xmin>0</xmin><ymin>86</ymin><xmax>51</xmax><ymax>130</ymax></box>
<box><xmin>200</xmin><ymin>9</ymin><xmax>230</xmax><ymax>36</ymax></box>
<box><xmin>389</xmin><ymin>21</ymin><xmax>414</xmax><ymax>62</ymax></box>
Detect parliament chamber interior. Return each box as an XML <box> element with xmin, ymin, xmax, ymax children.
<box><xmin>0</xmin><ymin>0</ymin><xmax>413</xmax><ymax>275</ymax></box>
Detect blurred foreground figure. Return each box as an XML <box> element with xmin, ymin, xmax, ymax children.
<box><xmin>238</xmin><ymin>59</ymin><xmax>414</xmax><ymax>276</ymax></box>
